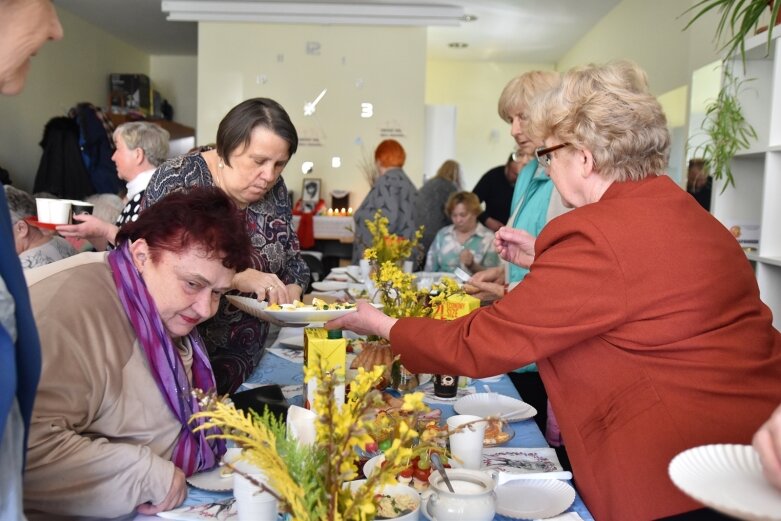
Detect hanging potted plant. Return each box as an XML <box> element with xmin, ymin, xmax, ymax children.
<box><xmin>688</xmin><ymin>66</ymin><xmax>757</xmax><ymax>192</ymax></box>
<box><xmin>681</xmin><ymin>0</ymin><xmax>778</xmax><ymax>189</ymax></box>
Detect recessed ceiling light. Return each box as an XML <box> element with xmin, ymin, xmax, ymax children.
<box><xmin>461</xmin><ymin>14</ymin><xmax>478</xmax><ymax>22</ymax></box>
<box><xmin>448</xmin><ymin>42</ymin><xmax>468</xmax><ymax>49</ymax></box>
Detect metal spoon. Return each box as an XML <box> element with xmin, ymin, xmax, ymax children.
<box><xmin>430</xmin><ymin>453</ymin><xmax>455</xmax><ymax>493</ymax></box>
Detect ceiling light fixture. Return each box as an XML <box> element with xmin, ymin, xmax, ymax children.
<box><xmin>448</xmin><ymin>42</ymin><xmax>468</xmax><ymax>49</ymax></box>
<box><xmin>461</xmin><ymin>14</ymin><xmax>478</xmax><ymax>22</ymax></box>
<box><xmin>162</xmin><ymin>1</ymin><xmax>466</xmax><ymax>27</ymax></box>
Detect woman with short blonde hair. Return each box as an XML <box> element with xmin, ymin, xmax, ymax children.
<box><xmin>528</xmin><ymin>61</ymin><xmax>669</xmax><ymax>183</ymax></box>
<box><xmin>497</xmin><ymin>70</ymin><xmax>560</xmax><ymax>123</ymax></box>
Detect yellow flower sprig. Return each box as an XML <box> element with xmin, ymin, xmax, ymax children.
<box><xmin>191</xmin><ymin>357</ymin><xmax>444</xmax><ymax>521</ymax></box>
<box><xmin>190</xmin><ymin>398</ymin><xmax>313</xmax><ymax>519</ymax></box>
<box><xmin>371</xmin><ymin>261</ymin><xmax>463</xmax><ymax>319</ymax></box>
<box><xmin>363</xmin><ymin>210</ymin><xmax>424</xmax><ymax>267</ymax></box>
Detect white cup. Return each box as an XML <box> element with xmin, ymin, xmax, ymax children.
<box><xmin>346</xmin><ymin>264</ymin><xmax>362</xmax><ymax>281</ymax></box>
<box><xmin>447</xmin><ymin>414</ymin><xmax>485</xmax><ymax>470</ymax></box>
<box><xmin>402</xmin><ymin>260</ymin><xmax>413</xmax><ymax>273</ymax></box>
<box><xmin>359</xmin><ymin>259</ymin><xmax>371</xmax><ymax>281</ymax></box>
<box><xmin>234</xmin><ymin>473</ymin><xmax>278</xmax><ymax>521</ymax></box>
<box><xmin>35</xmin><ymin>198</ymin><xmax>52</xmax><ymax>223</ymax></box>
<box><xmin>47</xmin><ymin>199</ymin><xmax>72</xmax><ymax>224</ymax></box>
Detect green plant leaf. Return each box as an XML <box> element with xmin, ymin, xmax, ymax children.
<box><xmin>687</xmin><ymin>65</ymin><xmax>757</xmax><ymax>193</ymax></box>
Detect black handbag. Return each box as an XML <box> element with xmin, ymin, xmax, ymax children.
<box><xmin>229</xmin><ymin>384</ymin><xmax>290</xmax><ymax>421</ymax></box>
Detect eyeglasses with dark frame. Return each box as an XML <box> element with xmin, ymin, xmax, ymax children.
<box><xmin>535</xmin><ymin>142</ymin><xmax>571</xmax><ymax>167</ymax></box>
<box><xmin>511</xmin><ymin>149</ymin><xmax>525</xmax><ymax>162</ymax></box>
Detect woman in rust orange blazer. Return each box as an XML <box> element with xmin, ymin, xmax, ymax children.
<box><xmin>329</xmin><ymin>60</ymin><xmax>781</xmax><ymax>520</ymax></box>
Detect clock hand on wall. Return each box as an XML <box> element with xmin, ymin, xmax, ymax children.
<box><xmin>304</xmin><ymin>88</ymin><xmax>327</xmax><ymax>116</ymax></box>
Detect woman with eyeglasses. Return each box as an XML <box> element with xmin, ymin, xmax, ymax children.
<box><xmin>466</xmin><ymin>70</ymin><xmax>568</xmax><ymax>303</ymax></box>
<box><xmin>328</xmin><ymin>61</ymin><xmax>781</xmax><ymax>520</ymax></box>
<box><xmin>467</xmin><ymin>70</ymin><xmax>571</xmax><ymax>453</ymax></box>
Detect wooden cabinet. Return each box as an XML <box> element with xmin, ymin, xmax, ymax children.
<box><xmin>711</xmin><ymin>31</ymin><xmax>781</xmax><ymax>329</ymax></box>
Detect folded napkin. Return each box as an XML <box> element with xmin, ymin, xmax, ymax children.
<box><xmin>286</xmin><ymin>405</ymin><xmax>317</xmax><ymax>446</ymax></box>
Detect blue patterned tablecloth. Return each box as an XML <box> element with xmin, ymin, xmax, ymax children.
<box><xmin>168</xmin><ymin>328</ymin><xmax>595</xmax><ymax>520</ymax></box>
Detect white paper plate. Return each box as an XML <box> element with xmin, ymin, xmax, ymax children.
<box><xmin>311</xmin><ymin>281</ymin><xmax>349</xmax><ymax>292</ymax></box>
<box><xmin>186</xmin><ymin>448</ymin><xmax>261</xmax><ymax>492</ymax></box>
<box><xmin>495</xmin><ymin>479</ymin><xmax>576</xmax><ymax>519</ymax></box>
<box><xmin>477</xmin><ymin>374</ymin><xmax>504</xmax><ymax>383</ymax></box>
<box><xmin>453</xmin><ymin>393</ymin><xmax>537</xmax><ymax>423</ymax></box>
<box><xmin>669</xmin><ymin>444</ymin><xmax>781</xmax><ymax>521</ymax></box>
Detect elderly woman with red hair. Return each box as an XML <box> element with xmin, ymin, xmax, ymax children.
<box><xmin>352</xmin><ymin>139</ymin><xmax>419</xmax><ymax>263</ymax></box>
<box><xmin>23</xmin><ymin>188</ymin><xmax>253</xmax><ymax>519</ymax></box>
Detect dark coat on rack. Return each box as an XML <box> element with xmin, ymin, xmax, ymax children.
<box><xmin>69</xmin><ymin>103</ymin><xmax>120</xmax><ymax>194</ymax></box>
<box><xmin>33</xmin><ymin>117</ymin><xmax>94</xmax><ymax>200</ymax></box>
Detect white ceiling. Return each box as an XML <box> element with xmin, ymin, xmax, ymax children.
<box><xmin>57</xmin><ymin>0</ymin><xmax>620</xmax><ymax>63</ymax></box>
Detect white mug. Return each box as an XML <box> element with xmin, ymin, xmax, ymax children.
<box><xmin>234</xmin><ymin>473</ymin><xmax>278</xmax><ymax>521</ymax></box>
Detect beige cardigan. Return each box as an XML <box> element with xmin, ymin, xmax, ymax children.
<box><xmin>24</xmin><ymin>253</ymin><xmax>189</xmax><ymax>518</ymax></box>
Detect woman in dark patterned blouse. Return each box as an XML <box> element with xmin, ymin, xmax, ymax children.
<box><xmin>142</xmin><ymin>98</ymin><xmax>310</xmax><ymax>393</ymax></box>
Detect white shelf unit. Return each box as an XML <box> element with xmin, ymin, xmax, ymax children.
<box><xmin>711</xmin><ymin>31</ymin><xmax>781</xmax><ymax>329</ymax></box>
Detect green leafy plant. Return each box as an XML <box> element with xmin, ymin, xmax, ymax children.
<box><xmin>681</xmin><ymin>0</ymin><xmax>773</xmax><ymax>190</ymax></box>
<box><xmin>683</xmin><ymin>0</ymin><xmax>780</xmax><ymax>64</ymax></box>
<box><xmin>689</xmin><ymin>66</ymin><xmax>757</xmax><ymax>192</ymax></box>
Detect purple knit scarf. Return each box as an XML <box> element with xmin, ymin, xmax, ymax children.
<box><xmin>108</xmin><ymin>244</ymin><xmax>225</xmax><ymax>476</ymax></box>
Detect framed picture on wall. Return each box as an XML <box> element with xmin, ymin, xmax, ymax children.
<box><xmin>302</xmin><ymin>178</ymin><xmax>321</xmax><ymax>202</ymax></box>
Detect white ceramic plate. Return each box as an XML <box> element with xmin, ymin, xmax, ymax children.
<box><xmin>669</xmin><ymin>444</ymin><xmax>781</xmax><ymax>521</ymax></box>
<box><xmin>311</xmin><ymin>281</ymin><xmax>349</xmax><ymax>292</ymax></box>
<box><xmin>330</xmin><ymin>267</ymin><xmax>348</xmax><ymax>274</ymax></box>
<box><xmin>186</xmin><ymin>448</ymin><xmax>261</xmax><ymax>492</ymax></box>
<box><xmin>227</xmin><ymin>295</ymin><xmax>376</xmax><ymax>323</ymax></box>
<box><xmin>495</xmin><ymin>479</ymin><xmax>576</xmax><ymax>519</ymax></box>
<box><xmin>453</xmin><ymin>393</ymin><xmax>537</xmax><ymax>423</ymax></box>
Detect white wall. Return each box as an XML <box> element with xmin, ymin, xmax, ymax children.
<box><xmin>3</xmin><ymin>1</ymin><xmax>728</xmax><ymax>201</ymax></box>
<box><xmin>150</xmin><ymin>55</ymin><xmax>198</xmax><ymax>128</ymax></box>
<box><xmin>0</xmin><ymin>6</ymin><xmax>149</xmax><ymax>191</ymax></box>
<box><xmin>197</xmin><ymin>23</ymin><xmax>426</xmax><ymax>206</ymax></box>
<box><xmin>425</xmin><ymin>60</ymin><xmax>554</xmax><ymax>190</ymax></box>
<box><xmin>558</xmin><ymin>0</ymin><xmax>720</xmax><ymax>96</ymax></box>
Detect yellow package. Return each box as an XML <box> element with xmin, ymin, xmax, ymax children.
<box><xmin>432</xmin><ymin>294</ymin><xmax>480</xmax><ymax>321</ymax></box>
<box><xmin>304</xmin><ymin>329</ymin><xmax>346</xmax><ymax>409</ymax></box>
<box><xmin>303</xmin><ymin>327</ymin><xmax>328</xmax><ymax>365</ymax></box>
